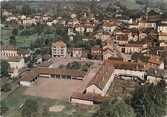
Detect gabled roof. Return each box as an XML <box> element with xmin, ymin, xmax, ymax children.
<box><xmin>0</xmin><ymin>56</ymin><xmax>22</xmax><ymax>62</ymax></box>
<box><xmin>17</xmin><ymin>48</ymin><xmax>30</xmax><ymax>54</ymax></box>
<box><xmin>105</xmin><ymin>60</ymin><xmax>147</xmax><ymax>71</ymax></box>
<box><xmin>20</xmin><ymin>68</ymin><xmax>86</xmax><ymax>82</ymax></box>
<box><xmin>148</xmin><ymin>56</ymin><xmax>163</xmax><ymax>65</ymax></box>
<box><xmin>1</xmin><ymin>44</ymin><xmax>17</xmax><ymax>51</ymax></box>
<box><xmin>87</xmin><ymin>64</ymin><xmax>115</xmax><ymax>90</ymax></box>
<box><xmin>148</xmin><ymin>10</ymin><xmax>160</xmax><ymax>16</ymax></box>
<box><xmin>71</xmin><ymin>92</ymin><xmax>110</xmax><ymax>102</ymax></box>
<box><xmin>38</xmin><ymin>60</ymin><xmax>53</xmax><ymax>67</ymax></box>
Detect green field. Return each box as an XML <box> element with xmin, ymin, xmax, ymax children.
<box><xmin>123</xmin><ymin>0</ymin><xmax>144</xmax><ymax>10</ymax></box>
<box><xmin>2</xmin><ymin>86</ymin><xmax>97</xmax><ymax>117</ymax></box>
<box><xmin>1</xmin><ymin>29</ymin><xmax>37</xmax><ymax>47</ymax></box>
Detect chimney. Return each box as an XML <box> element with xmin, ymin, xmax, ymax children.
<box><xmin>136</xmin><ymin>65</ymin><xmax>139</xmax><ymax>69</ymax></box>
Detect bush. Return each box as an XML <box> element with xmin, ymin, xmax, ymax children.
<box><xmin>0</xmin><ymin>102</ymin><xmax>9</xmax><ymax>114</ymax></box>
<box><xmin>1</xmin><ymin>83</ymin><xmax>12</xmax><ymax>92</ymax></box>
<box><xmin>22</xmin><ymin>99</ymin><xmax>38</xmax><ymax>117</ymax></box>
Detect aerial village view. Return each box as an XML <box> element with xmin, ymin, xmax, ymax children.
<box><xmin>0</xmin><ymin>0</ymin><xmax>167</xmax><ymax>117</ymax></box>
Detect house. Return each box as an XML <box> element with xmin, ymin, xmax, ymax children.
<box><xmin>52</xmin><ymin>41</ymin><xmax>67</xmax><ymax>57</ymax></box>
<box><xmin>161</xmin><ymin>12</ymin><xmax>167</xmax><ymax>24</ymax></box>
<box><xmin>158</xmin><ymin>23</ymin><xmax>167</xmax><ymax>33</ymax></box>
<box><xmin>20</xmin><ymin>68</ymin><xmax>86</xmax><ymax>86</ymax></box>
<box><xmin>70</xmin><ymin>92</ymin><xmax>110</xmax><ymax>105</ymax></box>
<box><xmin>93</xmin><ymin>31</ymin><xmax>111</xmax><ymax>42</ymax></box>
<box><xmin>85</xmin><ymin>24</ymin><xmax>94</xmax><ymax>33</ymax></box>
<box><xmin>105</xmin><ymin>60</ymin><xmax>147</xmax><ymax>80</ymax></box>
<box><xmin>128</xmin><ymin>32</ymin><xmax>138</xmax><ymax>42</ymax></box>
<box><xmin>142</xmin><ymin>47</ymin><xmax>167</xmax><ymax>59</ymax></box>
<box><xmin>0</xmin><ymin>55</ymin><xmax>25</xmax><ymax>69</ymax></box>
<box><xmin>139</xmin><ymin>31</ymin><xmax>147</xmax><ymax>40</ymax></box>
<box><xmin>121</xmin><ymin>44</ymin><xmax>144</xmax><ymax>54</ymax></box>
<box><xmin>86</xmin><ymin>64</ymin><xmax>115</xmax><ymax>96</ymax></box>
<box><xmin>8</xmin><ymin>68</ymin><xmax>19</xmax><ymax>78</ymax></box>
<box><xmin>148</xmin><ymin>56</ymin><xmax>164</xmax><ymax>69</ymax></box>
<box><xmin>0</xmin><ymin>45</ymin><xmax>18</xmax><ymax>57</ymax></box>
<box><xmin>71</xmin><ymin>13</ymin><xmax>77</xmax><ymax>18</ymax></box>
<box><xmin>42</xmin><ymin>54</ymin><xmax>51</xmax><ymax>61</ymax></box>
<box><xmin>138</xmin><ymin>18</ymin><xmax>147</xmax><ymax>29</ymax></box>
<box><xmin>158</xmin><ymin>32</ymin><xmax>167</xmax><ymax>41</ymax></box>
<box><xmin>72</xmin><ymin>48</ymin><xmax>83</xmax><ymax>58</ymax></box>
<box><xmin>160</xmin><ymin>41</ymin><xmax>167</xmax><ymax>47</ymax></box>
<box><xmin>147</xmin><ymin>10</ymin><xmax>161</xmax><ymax>22</ymax></box>
<box><xmin>147</xmin><ymin>68</ymin><xmax>167</xmax><ymax>84</ymax></box>
<box><xmin>17</xmin><ymin>48</ymin><xmax>31</xmax><ymax>57</ymax></box>
<box><xmin>103</xmin><ymin>48</ymin><xmax>115</xmax><ymax>60</ymax></box>
<box><xmin>22</xmin><ymin>18</ymin><xmax>37</xmax><ymax>25</ymax></box>
<box><xmin>128</xmin><ymin>23</ymin><xmax>138</xmax><ymax>29</ymax></box>
<box><xmin>75</xmin><ymin>25</ymin><xmax>85</xmax><ymax>33</ymax></box>
<box><xmin>146</xmin><ymin>21</ymin><xmax>156</xmax><ymax>29</ymax></box>
<box><xmin>102</xmin><ymin>42</ymin><xmax>116</xmax><ymax>60</ymax></box>
<box><xmin>38</xmin><ymin>60</ymin><xmax>53</xmax><ymax>68</ymax></box>
<box><xmin>102</xmin><ymin>22</ymin><xmax>117</xmax><ymax>33</ymax></box>
<box><xmin>91</xmin><ymin>45</ymin><xmax>102</xmax><ymax>60</ymax></box>
<box><xmin>114</xmin><ymin>33</ymin><xmax>128</xmax><ymax>45</ymax></box>
<box><xmin>6</xmin><ymin>16</ymin><xmax>18</xmax><ymax>22</ymax></box>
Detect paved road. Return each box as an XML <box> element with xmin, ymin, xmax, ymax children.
<box><xmin>111</xmin><ymin>36</ymin><xmax>131</xmax><ymax>61</ymax></box>
<box><xmin>77</xmin><ymin>62</ymin><xmax>102</xmax><ymax>93</ymax></box>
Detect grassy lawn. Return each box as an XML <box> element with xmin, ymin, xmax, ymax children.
<box><xmin>123</xmin><ymin>0</ymin><xmax>144</xmax><ymax>10</ymax></box>
<box><xmin>1</xmin><ymin>29</ymin><xmax>38</xmax><ymax>47</ymax></box>
<box><xmin>2</xmin><ymin>86</ymin><xmax>97</xmax><ymax>117</ymax></box>
<box><xmin>16</xmin><ymin>34</ymin><xmax>38</xmax><ymax>47</ymax></box>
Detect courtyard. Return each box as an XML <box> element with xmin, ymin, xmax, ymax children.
<box><xmin>23</xmin><ymin>60</ymin><xmax>101</xmax><ymax>101</ymax></box>
<box><xmin>24</xmin><ymin>78</ymin><xmax>82</xmax><ymax>101</ymax></box>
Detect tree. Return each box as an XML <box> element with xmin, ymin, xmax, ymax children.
<box><xmin>93</xmin><ymin>100</ymin><xmax>135</xmax><ymax>117</ymax></box>
<box><xmin>42</xmin><ymin>107</ymin><xmax>50</xmax><ymax>117</ymax></box>
<box><xmin>21</xmin><ymin>4</ymin><xmax>31</xmax><ymax>15</ymax></box>
<box><xmin>0</xmin><ymin>102</ymin><xmax>9</xmax><ymax>115</ymax></box>
<box><xmin>12</xmin><ymin>28</ymin><xmax>18</xmax><ymax>35</ymax></box>
<box><xmin>96</xmin><ymin>39</ymin><xmax>102</xmax><ymax>45</ymax></box>
<box><xmin>1</xmin><ymin>60</ymin><xmax>10</xmax><ymax>77</ymax></box>
<box><xmin>131</xmin><ymin>82</ymin><xmax>167</xmax><ymax>117</ymax></box>
<box><xmin>87</xmin><ymin>54</ymin><xmax>93</xmax><ymax>59</ymax></box>
<box><xmin>9</xmin><ymin>35</ymin><xmax>16</xmax><ymax>45</ymax></box>
<box><xmin>1</xmin><ymin>83</ymin><xmax>12</xmax><ymax>92</ymax></box>
<box><xmin>67</xmin><ymin>61</ymin><xmax>80</xmax><ymax>70</ymax></box>
<box><xmin>22</xmin><ymin>99</ymin><xmax>38</xmax><ymax>117</ymax></box>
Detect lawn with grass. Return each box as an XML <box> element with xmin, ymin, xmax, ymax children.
<box><xmin>123</xmin><ymin>0</ymin><xmax>144</xmax><ymax>10</ymax></box>
<box><xmin>2</xmin><ymin>86</ymin><xmax>97</xmax><ymax>117</ymax></box>
<box><xmin>1</xmin><ymin>29</ymin><xmax>38</xmax><ymax>47</ymax></box>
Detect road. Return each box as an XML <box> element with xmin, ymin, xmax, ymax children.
<box><xmin>110</xmin><ymin>36</ymin><xmax>131</xmax><ymax>61</ymax></box>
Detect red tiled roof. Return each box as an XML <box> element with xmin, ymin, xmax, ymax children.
<box><xmin>105</xmin><ymin>60</ymin><xmax>147</xmax><ymax>71</ymax></box>
<box><xmin>0</xmin><ymin>56</ymin><xmax>22</xmax><ymax>62</ymax></box>
<box><xmin>20</xmin><ymin>68</ymin><xmax>86</xmax><ymax>81</ymax></box>
<box><xmin>87</xmin><ymin>64</ymin><xmax>115</xmax><ymax>90</ymax></box>
<box><xmin>1</xmin><ymin>44</ymin><xmax>17</xmax><ymax>50</ymax></box>
<box><xmin>148</xmin><ymin>56</ymin><xmax>163</xmax><ymax>65</ymax></box>
<box><xmin>71</xmin><ymin>92</ymin><xmax>110</xmax><ymax>102</ymax></box>
<box><xmin>52</xmin><ymin>41</ymin><xmax>66</xmax><ymax>47</ymax></box>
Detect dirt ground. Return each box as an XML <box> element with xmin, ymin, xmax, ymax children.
<box><xmin>23</xmin><ymin>61</ymin><xmax>101</xmax><ymax>101</ymax></box>
<box><xmin>49</xmin><ymin>105</ymin><xmax>65</xmax><ymax>112</ymax></box>
<box><xmin>24</xmin><ymin>78</ymin><xmax>82</xmax><ymax>101</ymax></box>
